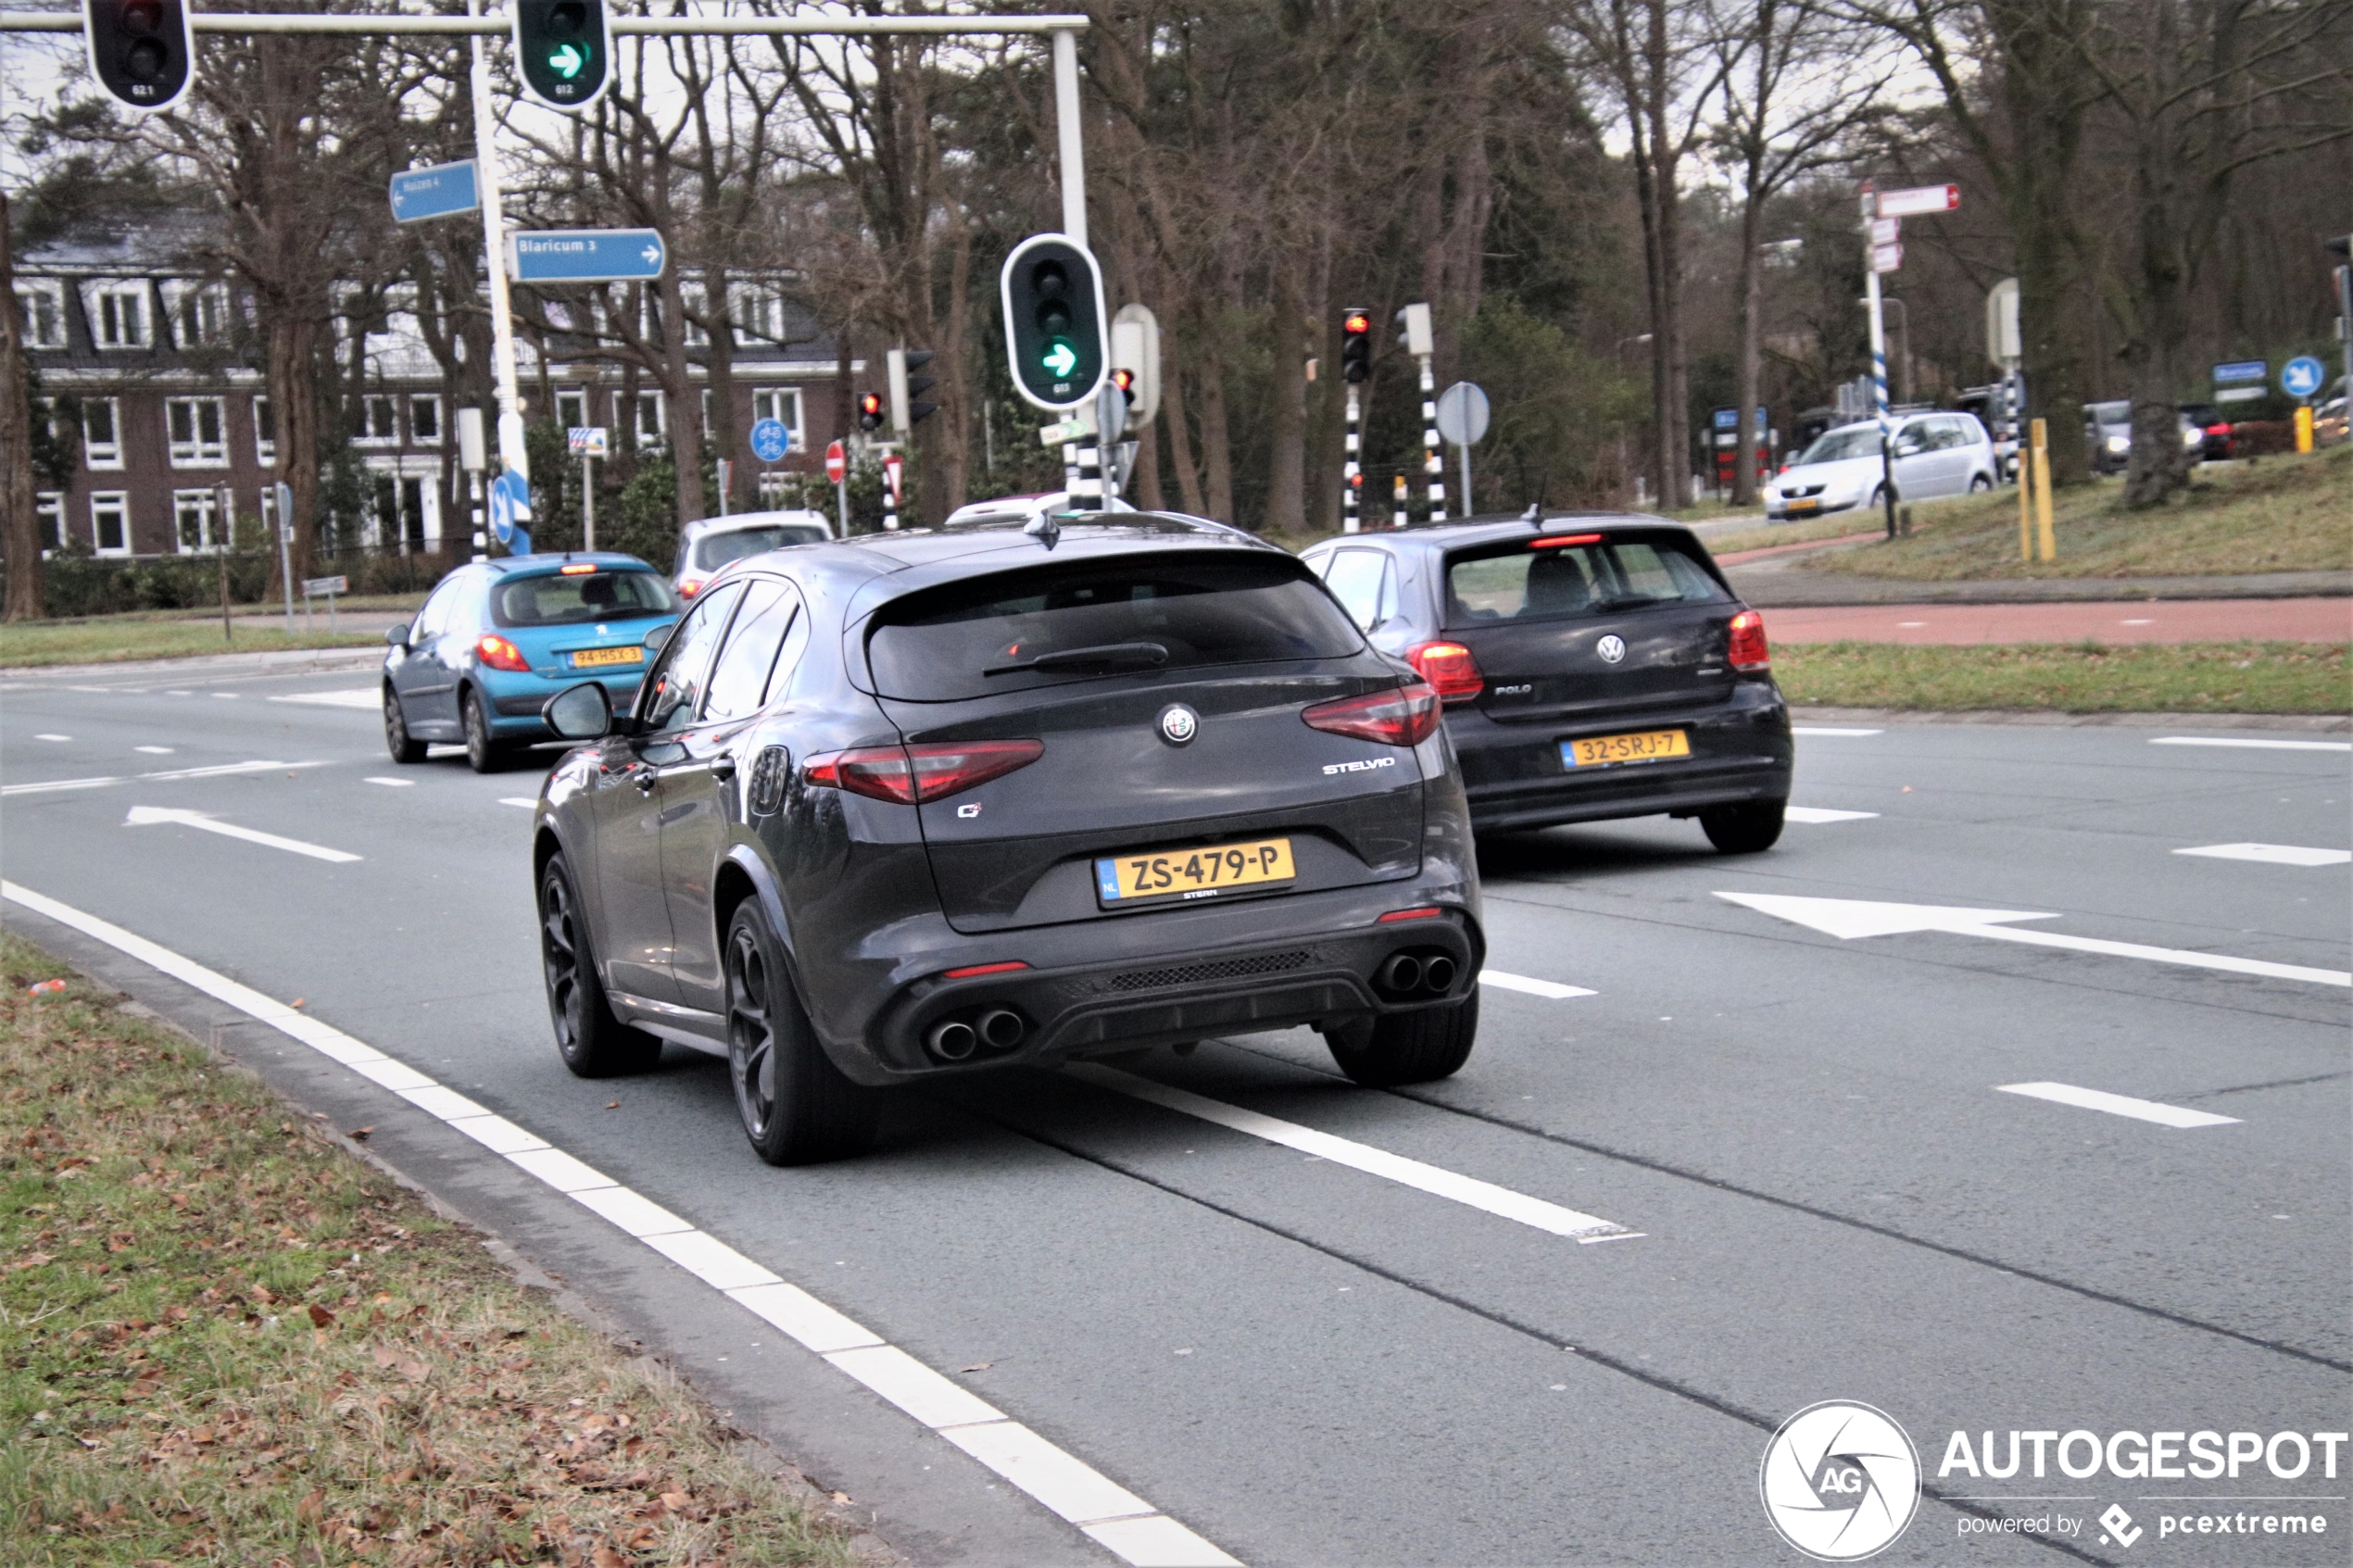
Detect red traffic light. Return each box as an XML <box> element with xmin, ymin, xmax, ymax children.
<box><xmin>857</xmin><ymin>392</ymin><xmax>885</xmax><ymax>432</ymax></box>
<box><xmin>1342</xmin><ymin>313</ymin><xmax>1371</xmax><ymax>335</ymax></box>
<box><xmin>1110</xmin><ymin>368</ymin><xmax>1136</xmax><ymax>394</ymax></box>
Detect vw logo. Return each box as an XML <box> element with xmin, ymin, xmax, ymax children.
<box><xmin>1158</xmin><ymin>704</ymin><xmax>1200</xmax><ymax>746</ymax></box>
<box><xmin>1596</xmin><ymin>634</ymin><xmax>1628</xmax><ymax>664</ymax></box>
<box><xmin>1759</xmin><ymin>1401</ymin><xmax>1919</xmax><ymax>1561</ymax></box>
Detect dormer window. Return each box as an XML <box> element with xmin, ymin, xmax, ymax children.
<box><xmin>86</xmin><ymin>280</ymin><xmax>152</xmax><ymax>348</ymax></box>
<box><xmin>13</xmin><ymin>280</ymin><xmax>67</xmax><ymax>348</ymax></box>
<box><xmin>165</xmin><ymin>280</ymin><xmax>233</xmax><ymax>347</ymax></box>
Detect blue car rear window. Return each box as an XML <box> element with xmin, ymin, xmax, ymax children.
<box><xmin>490</xmin><ymin>570</ymin><xmax>676</xmax><ymax>628</ymax></box>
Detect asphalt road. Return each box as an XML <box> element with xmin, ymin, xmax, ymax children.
<box><xmin>4</xmin><ymin>659</ymin><xmax>2347</xmax><ymax>1568</ymax></box>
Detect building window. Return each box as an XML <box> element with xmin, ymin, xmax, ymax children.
<box><xmin>751</xmin><ymin>387</ymin><xmax>801</xmax><ymax>447</ymax></box>
<box><xmin>358</xmin><ymin>394</ymin><xmax>399</xmax><ymax>444</ymax></box>
<box><xmin>167</xmin><ymin>281</ymin><xmax>232</xmax><ymax>347</ymax></box>
<box><xmin>258</xmin><ymin>483</ymin><xmax>279</xmax><ymax>540</ymax></box>
<box><xmin>83</xmin><ymin>397</ymin><xmax>123</xmax><ymax>469</ymax></box>
<box><xmin>35</xmin><ymin>492</ymin><xmax>65</xmax><ymax>554</ymax></box>
<box><xmin>629</xmin><ymin>389</ymin><xmax>664</xmax><ymax>448</ymax></box>
<box><xmin>556</xmin><ymin>388</ymin><xmax>588</xmax><ymax>430</ymax></box>
<box><xmin>253</xmin><ymin>395</ymin><xmax>277</xmax><ymax>465</ymax></box>
<box><xmin>14</xmin><ymin>281</ymin><xmax>67</xmax><ymax>348</ymax></box>
<box><xmin>409</xmin><ymin>395</ymin><xmax>442</xmax><ymax>444</ymax></box>
<box><xmin>678</xmin><ymin>285</ymin><xmax>710</xmax><ymax>349</ymax></box>
<box><xmin>87</xmin><ymin>281</ymin><xmax>151</xmax><ymax>348</ymax></box>
<box><xmin>166</xmin><ymin>396</ymin><xmax>230</xmax><ymax>467</ymax></box>
<box><xmin>175</xmin><ymin>488</ymin><xmax>224</xmax><ymax>554</ymax></box>
<box><xmin>90</xmin><ymin>492</ymin><xmax>130</xmax><ymax>556</ymax></box>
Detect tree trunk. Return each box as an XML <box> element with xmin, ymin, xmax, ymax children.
<box><xmin>1162</xmin><ymin>358</ymin><xmax>1204</xmax><ymax>515</ymax></box>
<box><xmin>1265</xmin><ymin>274</ymin><xmax>1306</xmax><ymax>535</ymax></box>
<box><xmin>1732</xmin><ymin>186</ymin><xmax>1766</xmax><ymax>507</ymax></box>
<box><xmin>657</xmin><ymin>267</ymin><xmax>705</xmax><ymax>529</ymax></box>
<box><xmin>1</xmin><ymin>189</ymin><xmax>44</xmax><ymax>621</ymax></box>
<box><xmin>267</xmin><ymin>314</ymin><xmax>323</xmax><ymax>584</ymax></box>
<box><xmin>1201</xmin><ymin>338</ymin><xmax>1235</xmax><ymax>526</ymax></box>
<box><xmin>704</xmin><ymin>267</ymin><xmax>740</xmax><ymax>514</ymax></box>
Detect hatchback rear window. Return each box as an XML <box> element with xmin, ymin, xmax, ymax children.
<box><xmin>490</xmin><ymin>569</ymin><xmax>676</xmax><ymax>627</ymax></box>
<box><xmin>1445</xmin><ymin>537</ymin><xmax>1726</xmax><ymax>627</ymax></box>
<box><xmin>691</xmin><ymin>524</ymin><xmax>826</xmax><ymax>571</ymax></box>
<box><xmin>868</xmin><ymin>553</ymin><xmax>1363</xmax><ymax>700</ymax></box>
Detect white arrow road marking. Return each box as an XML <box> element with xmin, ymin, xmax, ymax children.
<box><xmin>1784</xmin><ymin>808</ymin><xmax>1881</xmax><ymax>823</ymax></box>
<box><xmin>3</xmin><ymin>759</ymin><xmax>328</xmax><ymax>797</ymax></box>
<box><xmin>0</xmin><ymin>881</ymin><xmax>1239</xmax><ymax>1568</ymax></box>
<box><xmin>2150</xmin><ymin>736</ymin><xmax>2351</xmax><ymax>753</ymax></box>
<box><xmin>125</xmin><ymin>806</ymin><xmax>361</xmax><ymax>863</ymax></box>
<box><xmin>2175</xmin><ymin>843</ymin><xmax>2351</xmax><ymax>868</ymax></box>
<box><xmin>1716</xmin><ymin>891</ymin><xmax>2351</xmax><ymax>987</ymax></box>
<box><xmin>1792</xmin><ymin>726</ymin><xmax>1882</xmax><ymax>736</ymax></box>
<box><xmin>269</xmin><ymin>688</ymin><xmax>383</xmax><ymax>709</ymax></box>
<box><xmin>1479</xmin><ymin>970</ymin><xmax>1598</xmax><ymax>999</ymax></box>
<box><xmin>1997</xmin><ymin>1082</ymin><xmax>2241</xmax><ymax>1130</ymax></box>
<box><xmin>1067</xmin><ymin>1064</ymin><xmax>1641</xmax><ymax>1243</ymax></box>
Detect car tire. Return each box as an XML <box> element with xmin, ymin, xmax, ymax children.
<box><xmin>724</xmin><ymin>900</ymin><xmax>878</xmax><ymax>1166</ymax></box>
<box><xmin>539</xmin><ymin>855</ymin><xmax>662</xmax><ymax>1078</ymax></box>
<box><xmin>1969</xmin><ymin>472</ymin><xmax>1994</xmax><ymax>493</ymax></box>
<box><xmin>1324</xmin><ymin>987</ymin><xmax>1478</xmax><ymax>1088</ymax></box>
<box><xmin>461</xmin><ymin>686</ymin><xmax>505</xmax><ymax>773</ymax></box>
<box><xmin>1701</xmin><ymin>797</ymin><xmax>1786</xmax><ymax>854</ymax></box>
<box><xmin>384</xmin><ymin>684</ymin><xmax>426</xmax><ymax>764</ymax></box>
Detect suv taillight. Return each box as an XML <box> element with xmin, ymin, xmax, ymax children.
<box><xmin>1302</xmin><ymin>683</ymin><xmax>1441</xmax><ymax>747</ymax></box>
<box><xmin>1405</xmin><ymin>641</ymin><xmax>1484</xmax><ymax>702</ymax></box>
<box><xmin>1727</xmin><ymin>610</ymin><xmax>1769</xmax><ymax>672</ymax></box>
<box><xmin>805</xmin><ymin>740</ymin><xmax>1044</xmax><ymax>805</ymax></box>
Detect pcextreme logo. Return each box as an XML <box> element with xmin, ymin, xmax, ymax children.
<box><xmin>1760</xmin><ymin>1401</ymin><xmax>1922</xmax><ymax>1561</ymax></box>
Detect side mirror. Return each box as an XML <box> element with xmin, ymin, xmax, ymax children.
<box><xmin>542</xmin><ymin>682</ymin><xmax>613</xmax><ymax>742</ymax></box>
<box><xmin>385</xmin><ymin>622</ymin><xmax>411</xmax><ymax>647</ymax></box>
<box><xmin>644</xmin><ymin>622</ymin><xmax>676</xmax><ymax>654</ymax></box>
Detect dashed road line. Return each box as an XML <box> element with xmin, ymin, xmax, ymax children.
<box><xmin>2150</xmin><ymin>736</ymin><xmax>2351</xmax><ymax>753</ymax></box>
<box><xmin>499</xmin><ymin>797</ymin><xmax>538</xmax><ymax>809</ymax></box>
<box><xmin>1066</xmin><ymin>1063</ymin><xmax>1642</xmax><ymax>1244</ymax></box>
<box><xmin>1997</xmin><ymin>1082</ymin><xmax>2242</xmax><ymax>1130</ymax></box>
<box><xmin>32</xmin><ymin>734</ymin><xmax>69</xmax><ymax>742</ymax></box>
<box><xmin>2</xmin><ymin>759</ymin><xmax>330</xmax><ymax>797</ymax></box>
<box><xmin>0</xmin><ymin>881</ymin><xmax>1242</xmax><ymax>1568</ymax></box>
<box><xmin>135</xmin><ymin>746</ymin><xmax>175</xmax><ymax>755</ymax></box>
<box><xmin>1792</xmin><ymin>727</ymin><xmax>1882</xmax><ymax>736</ymax></box>
<box><xmin>2174</xmin><ymin>843</ymin><xmax>2350</xmax><ymax>868</ymax></box>
<box><xmin>1479</xmin><ymin>969</ymin><xmax>1597</xmax><ymax>999</ymax></box>
<box><xmin>1784</xmin><ymin>808</ymin><xmax>1880</xmax><ymax>824</ymax></box>
<box><xmin>269</xmin><ymin>687</ymin><xmax>383</xmax><ymax>709</ymax></box>
<box><xmin>363</xmin><ymin>777</ymin><xmax>417</xmax><ymax>788</ymax></box>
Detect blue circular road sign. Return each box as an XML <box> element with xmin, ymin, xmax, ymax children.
<box><xmin>2280</xmin><ymin>356</ymin><xmax>2325</xmax><ymax>400</ymax></box>
<box><xmin>489</xmin><ymin>470</ymin><xmax>532</xmax><ymax>545</ymax></box>
<box><xmin>749</xmin><ymin>419</ymin><xmax>791</xmax><ymax>463</ymax></box>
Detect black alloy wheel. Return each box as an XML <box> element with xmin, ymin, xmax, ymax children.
<box><xmin>539</xmin><ymin>856</ymin><xmax>661</xmax><ymax>1077</ymax></box>
<box><xmin>384</xmin><ymin>684</ymin><xmax>425</xmax><ymax>763</ymax></box>
<box><xmin>1324</xmin><ymin>987</ymin><xmax>1478</xmax><ymax>1087</ymax></box>
<box><xmin>461</xmin><ymin>687</ymin><xmax>504</xmax><ymax>773</ymax></box>
<box><xmin>1700</xmin><ymin>797</ymin><xmax>1786</xmax><ymax>854</ymax></box>
<box><xmin>725</xmin><ymin>900</ymin><xmax>878</xmax><ymax>1165</ymax></box>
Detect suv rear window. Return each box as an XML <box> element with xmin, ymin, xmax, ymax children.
<box><xmin>868</xmin><ymin>553</ymin><xmax>1363</xmax><ymax>701</ymax></box>
<box><xmin>490</xmin><ymin>569</ymin><xmax>676</xmax><ymax>627</ymax></box>
<box><xmin>1445</xmin><ymin>536</ymin><xmax>1727</xmax><ymax>627</ymax></box>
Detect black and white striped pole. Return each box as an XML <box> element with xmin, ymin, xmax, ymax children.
<box><xmin>1340</xmin><ymin>308</ymin><xmax>1372</xmax><ymax>533</ymax></box>
<box><xmin>1391</xmin><ymin>473</ymin><xmax>1408</xmax><ymax>529</ymax></box>
<box><xmin>1396</xmin><ymin>302</ymin><xmax>1444</xmax><ymax>521</ymax></box>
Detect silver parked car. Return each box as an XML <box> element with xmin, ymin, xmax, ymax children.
<box><xmin>673</xmin><ymin>509</ymin><xmax>833</xmax><ymax>600</ymax></box>
<box><xmin>1762</xmin><ymin>412</ymin><xmax>1998</xmax><ymax>521</ymax></box>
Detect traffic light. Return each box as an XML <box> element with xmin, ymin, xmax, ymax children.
<box><xmin>857</xmin><ymin>392</ymin><xmax>885</xmax><ymax>433</ymax></box>
<box><xmin>888</xmin><ymin>348</ymin><xmax>938</xmax><ymax>433</ymax></box>
<box><xmin>83</xmin><ymin>0</ymin><xmax>195</xmax><ymax>115</ymax></box>
<box><xmin>1340</xmin><ymin>307</ymin><xmax>1372</xmax><ymax>383</ymax></box>
<box><xmin>1000</xmin><ymin>233</ymin><xmax>1106</xmax><ymax>409</ymax></box>
<box><xmin>512</xmin><ymin>0</ymin><xmax>610</xmax><ymax>113</ymax></box>
<box><xmin>1395</xmin><ymin>301</ymin><xmax>1433</xmax><ymax>358</ymax></box>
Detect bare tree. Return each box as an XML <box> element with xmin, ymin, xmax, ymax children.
<box><xmin>1</xmin><ymin>189</ymin><xmax>41</xmax><ymax>621</ymax></box>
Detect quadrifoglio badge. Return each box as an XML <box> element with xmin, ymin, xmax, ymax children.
<box><xmin>1760</xmin><ymin>1401</ymin><xmax>1921</xmax><ymax>1561</ymax></box>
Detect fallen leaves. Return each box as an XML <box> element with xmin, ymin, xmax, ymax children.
<box><xmin>308</xmin><ymin>1303</ymin><xmax>337</xmax><ymax>1328</ymax></box>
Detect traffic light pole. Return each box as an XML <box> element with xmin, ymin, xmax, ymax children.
<box><xmin>467</xmin><ymin>0</ymin><xmax>527</xmax><ymax>483</ymax></box>
<box><xmin>1342</xmin><ymin>387</ymin><xmax>1362</xmax><ymax>533</ymax></box>
<box><xmin>1418</xmin><ymin>355</ymin><xmax>1447</xmax><ymax>522</ymax></box>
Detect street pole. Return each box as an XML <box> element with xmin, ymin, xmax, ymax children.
<box><xmin>1418</xmin><ymin>354</ymin><xmax>1446</xmax><ymax>521</ymax></box>
<box><xmin>582</xmin><ymin>454</ymin><xmax>595</xmax><ymax>551</ymax></box>
<box><xmin>1052</xmin><ymin>29</ymin><xmax>1087</xmax><ymax>247</ymax></box>
<box><xmin>1341</xmin><ymin>386</ymin><xmax>1362</xmax><ymax>533</ymax></box>
<box><xmin>468</xmin><ymin>0</ymin><xmax>527</xmax><ymax>483</ymax></box>
<box><xmin>1391</xmin><ymin>473</ymin><xmax>1407</xmax><ymax>529</ymax></box>
<box><xmin>1861</xmin><ymin>187</ymin><xmax>1895</xmax><ymax>540</ymax></box>
<box><xmin>1458</xmin><ymin>441</ymin><xmax>1472</xmax><ymax>516</ymax></box>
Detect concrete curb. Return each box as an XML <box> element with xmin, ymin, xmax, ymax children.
<box><xmin>1791</xmin><ymin>705</ymin><xmax>2351</xmax><ymax>732</ymax></box>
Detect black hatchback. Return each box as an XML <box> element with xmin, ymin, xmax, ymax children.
<box><xmin>528</xmin><ymin>514</ymin><xmax>1484</xmax><ymax>1164</ymax></box>
<box><xmin>1301</xmin><ymin>516</ymin><xmax>1792</xmax><ymax>850</ymax></box>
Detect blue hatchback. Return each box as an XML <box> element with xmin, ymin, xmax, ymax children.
<box><xmin>382</xmin><ymin>554</ymin><xmax>682</xmax><ymax>772</ymax></box>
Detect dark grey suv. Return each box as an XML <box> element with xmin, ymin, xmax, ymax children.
<box><xmin>1302</xmin><ymin>516</ymin><xmax>1792</xmax><ymax>850</ymax></box>
<box><xmin>530</xmin><ymin>514</ymin><xmax>1484</xmax><ymax>1164</ymax></box>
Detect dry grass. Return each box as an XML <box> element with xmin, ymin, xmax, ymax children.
<box><xmin>0</xmin><ymin>931</ymin><xmax>855</xmax><ymax>1568</ymax></box>
<box><xmin>0</xmin><ymin>620</ymin><xmax>382</xmax><ymax>668</ymax></box>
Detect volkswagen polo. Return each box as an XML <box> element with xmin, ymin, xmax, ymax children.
<box><xmin>528</xmin><ymin>514</ymin><xmax>1484</xmax><ymax>1165</ymax></box>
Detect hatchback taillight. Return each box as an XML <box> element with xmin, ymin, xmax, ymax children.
<box><xmin>1727</xmin><ymin>609</ymin><xmax>1769</xmax><ymax>672</ymax></box>
<box><xmin>1405</xmin><ymin>641</ymin><xmax>1484</xmax><ymax>703</ymax></box>
<box><xmin>476</xmin><ymin>633</ymin><xmax>530</xmax><ymax>671</ymax></box>
<box><xmin>1302</xmin><ymin>683</ymin><xmax>1441</xmax><ymax>747</ymax></box>
<box><xmin>678</xmin><ymin>577</ymin><xmax>706</xmax><ymax>598</ymax></box>
<box><xmin>805</xmin><ymin>740</ymin><xmax>1044</xmax><ymax>805</ymax></box>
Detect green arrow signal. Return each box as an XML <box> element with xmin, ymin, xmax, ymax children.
<box><xmin>1042</xmin><ymin>339</ymin><xmax>1077</xmax><ymax>378</ymax></box>
<box><xmin>547</xmin><ymin>43</ymin><xmax>587</xmax><ymax>80</ymax></box>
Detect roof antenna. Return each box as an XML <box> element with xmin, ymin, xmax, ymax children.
<box><xmin>1522</xmin><ymin>504</ymin><xmax>1541</xmax><ymax>523</ymax></box>
<box><xmin>1025</xmin><ymin>511</ymin><xmax>1062</xmax><ymax>550</ymax></box>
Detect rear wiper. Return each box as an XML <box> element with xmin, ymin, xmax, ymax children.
<box><xmin>982</xmin><ymin>641</ymin><xmax>1170</xmax><ymax>676</ymax></box>
<box><xmin>1589</xmin><ymin>595</ymin><xmax>1669</xmax><ymax>614</ymax></box>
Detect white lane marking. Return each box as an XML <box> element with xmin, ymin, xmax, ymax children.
<box><xmin>269</xmin><ymin>687</ymin><xmax>382</xmax><ymax>709</ymax></box>
<box><xmin>134</xmin><ymin>746</ymin><xmax>175</xmax><ymax>755</ymax></box>
<box><xmin>363</xmin><ymin>777</ymin><xmax>416</xmax><ymax>788</ymax></box>
<box><xmin>1066</xmin><ymin>1063</ymin><xmax>1641</xmax><ymax>1243</ymax></box>
<box><xmin>2150</xmin><ymin>736</ymin><xmax>2351</xmax><ymax>753</ymax></box>
<box><xmin>1792</xmin><ymin>726</ymin><xmax>1882</xmax><ymax>736</ymax></box>
<box><xmin>498</xmin><ymin>797</ymin><xmax>538</xmax><ymax>809</ymax></box>
<box><xmin>2175</xmin><ymin>843</ymin><xmax>2351</xmax><ymax>867</ymax></box>
<box><xmin>166</xmin><ymin>689</ymin><xmax>194</xmax><ymax>696</ymax></box>
<box><xmin>210</xmin><ymin>692</ymin><xmax>241</xmax><ymax>699</ymax></box>
<box><xmin>1997</xmin><ymin>1082</ymin><xmax>2241</xmax><ymax>1130</ymax></box>
<box><xmin>1896</xmin><ymin>621</ymin><xmax>1928</xmax><ymax>628</ymax></box>
<box><xmin>1784</xmin><ymin>807</ymin><xmax>1881</xmax><ymax>824</ymax></box>
<box><xmin>0</xmin><ymin>881</ymin><xmax>1239</xmax><ymax>1568</ymax></box>
<box><xmin>33</xmin><ymin>734</ymin><xmax>70</xmax><ymax>742</ymax></box>
<box><xmin>124</xmin><ymin>805</ymin><xmax>362</xmax><ymax>864</ymax></box>
<box><xmin>1</xmin><ymin>759</ymin><xmax>328</xmax><ymax>797</ymax></box>
<box><xmin>1717</xmin><ymin>891</ymin><xmax>2352</xmax><ymax>987</ymax></box>
<box><xmin>1479</xmin><ymin>969</ymin><xmax>1597</xmax><ymax>999</ymax></box>
<box><xmin>2120</xmin><ymin>618</ymin><xmax>2155</xmax><ymax>625</ymax></box>
<box><xmin>68</xmin><ymin>684</ymin><xmax>110</xmax><ymax>693</ymax></box>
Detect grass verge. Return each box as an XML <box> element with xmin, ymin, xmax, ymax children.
<box><xmin>1707</xmin><ymin>513</ymin><xmax>1886</xmax><ymax>555</ymax></box>
<box><xmin>0</xmin><ymin>620</ymin><xmax>381</xmax><ymax>668</ymax></box>
<box><xmin>1772</xmin><ymin>640</ymin><xmax>2351</xmax><ymax>714</ymax></box>
<box><xmin>0</xmin><ymin>931</ymin><xmax>853</xmax><ymax>1567</ymax></box>
<box><xmin>1800</xmin><ymin>444</ymin><xmax>2351</xmax><ymax>581</ymax></box>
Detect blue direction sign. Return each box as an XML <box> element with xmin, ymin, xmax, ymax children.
<box><xmin>388</xmin><ymin>160</ymin><xmax>480</xmax><ymax>224</ymax></box>
<box><xmin>2280</xmin><ymin>356</ymin><xmax>2325</xmax><ymax>400</ymax></box>
<box><xmin>749</xmin><ymin>419</ymin><xmax>791</xmax><ymax>463</ymax></box>
<box><xmin>2213</xmin><ymin>359</ymin><xmax>2267</xmax><ymax>383</ymax></box>
<box><xmin>488</xmin><ymin>470</ymin><xmax>533</xmax><ymax>552</ymax></box>
<box><xmin>510</xmin><ymin>229</ymin><xmax>666</xmax><ymax>284</ymax></box>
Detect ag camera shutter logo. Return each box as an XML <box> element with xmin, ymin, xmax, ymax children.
<box><xmin>1760</xmin><ymin>1401</ymin><xmax>1920</xmax><ymax>1561</ymax></box>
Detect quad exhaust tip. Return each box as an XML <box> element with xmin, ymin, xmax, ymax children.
<box><xmin>977</xmin><ymin>1008</ymin><xmax>1026</xmax><ymax>1050</ymax></box>
<box><xmin>926</xmin><ymin>1019</ymin><xmax>978</xmax><ymax>1061</ymax></box>
<box><xmin>1378</xmin><ymin>948</ymin><xmax>1459</xmax><ymax>998</ymax></box>
<box><xmin>1421</xmin><ymin>954</ymin><xmax>1457</xmax><ymax>993</ymax></box>
<box><xmin>1378</xmin><ymin>953</ymin><xmax>1425</xmax><ymax>994</ymax></box>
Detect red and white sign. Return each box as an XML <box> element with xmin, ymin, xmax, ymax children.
<box><xmin>882</xmin><ymin>452</ymin><xmax>904</xmax><ymax>505</ymax></box>
<box><xmin>1876</xmin><ymin>183</ymin><xmax>1958</xmax><ymax>219</ymax></box>
<box><xmin>824</xmin><ymin>439</ymin><xmax>846</xmax><ymax>484</ymax></box>
<box><xmin>1871</xmin><ymin>242</ymin><xmax>1904</xmax><ymax>275</ymax></box>
<box><xmin>1869</xmin><ymin>217</ymin><xmax>1900</xmax><ymax>246</ymax></box>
